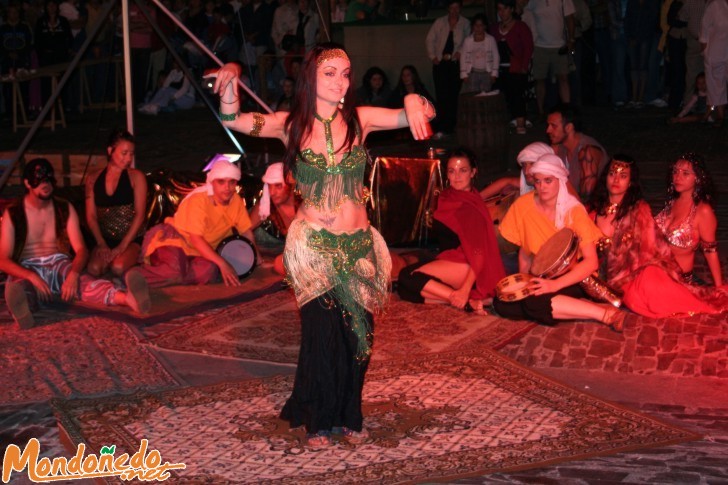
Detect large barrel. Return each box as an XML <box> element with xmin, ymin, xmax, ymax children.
<box><xmin>456</xmin><ymin>92</ymin><xmax>509</xmax><ymax>176</ymax></box>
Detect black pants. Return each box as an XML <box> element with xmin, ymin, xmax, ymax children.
<box><xmin>432</xmin><ymin>60</ymin><xmax>462</xmax><ymax>133</ymax></box>
<box><xmin>667</xmin><ymin>36</ymin><xmax>687</xmax><ymax>112</ymax></box>
<box><xmin>493</xmin><ymin>284</ymin><xmax>586</xmax><ymax>326</ymax></box>
<box><xmin>497</xmin><ymin>70</ymin><xmax>528</xmax><ymax>119</ymax></box>
<box><xmin>280</xmin><ymin>292</ymin><xmax>372</xmax><ymax>434</ymax></box>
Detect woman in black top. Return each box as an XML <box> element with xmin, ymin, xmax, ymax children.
<box><xmin>85</xmin><ymin>129</ymin><xmax>148</xmax><ymax>277</ymax></box>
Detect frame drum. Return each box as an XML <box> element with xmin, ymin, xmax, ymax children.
<box><xmin>496</xmin><ymin>273</ymin><xmax>535</xmax><ymax>302</ymax></box>
<box><xmin>217</xmin><ymin>235</ymin><xmax>257</xmax><ymax>279</ymax></box>
<box><xmin>530</xmin><ymin>228</ymin><xmax>579</xmax><ymax>279</ymax></box>
<box><xmin>484</xmin><ymin>190</ymin><xmax>519</xmax><ymax>254</ymax></box>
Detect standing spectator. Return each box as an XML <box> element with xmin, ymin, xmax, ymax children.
<box><xmin>332</xmin><ymin>0</ymin><xmax>348</xmax><ymax>22</ymax></box>
<box><xmin>271</xmin><ymin>0</ymin><xmax>298</xmax><ymax>57</ymax></box>
<box><xmin>608</xmin><ymin>0</ymin><xmax>629</xmax><ymax>108</ymax></box>
<box><xmin>699</xmin><ymin>0</ymin><xmax>727</xmax><ymax>127</ymax></box>
<box><xmin>570</xmin><ymin>0</ymin><xmax>592</xmax><ymax>108</ymax></box>
<box><xmin>679</xmin><ymin>0</ymin><xmax>707</xmax><ymax>106</ymax></box>
<box><xmin>34</xmin><ymin>0</ymin><xmax>72</xmax><ymax>105</ymax></box>
<box><xmin>664</xmin><ymin>0</ymin><xmax>688</xmax><ymax>110</ymax></box>
<box><xmin>459</xmin><ymin>14</ymin><xmax>499</xmax><ymax>94</ymax></box>
<box><xmin>59</xmin><ymin>0</ymin><xmax>86</xmax><ymax>51</ymax></box>
<box><xmin>388</xmin><ymin>64</ymin><xmax>434</xmax><ymax>108</ymax></box>
<box><xmin>490</xmin><ymin>0</ymin><xmax>533</xmax><ymax>134</ymax></box>
<box><xmin>1</xmin><ymin>3</ymin><xmax>33</xmax><ymax>115</ymax></box>
<box><xmin>241</xmin><ymin>0</ymin><xmax>275</xmax><ymax>57</ymax></box>
<box><xmin>356</xmin><ymin>66</ymin><xmax>391</xmax><ymax>107</ymax></box>
<box><xmin>1</xmin><ymin>4</ymin><xmax>33</xmax><ymax>73</ymax></box>
<box><xmin>426</xmin><ymin>0</ymin><xmax>470</xmax><ymax>135</ymax></box>
<box><xmin>59</xmin><ymin>0</ymin><xmax>86</xmax><ymax>112</ymax></box>
<box><xmin>116</xmin><ymin>0</ymin><xmax>155</xmax><ymax>106</ymax></box>
<box><xmin>524</xmin><ymin>0</ymin><xmax>576</xmax><ymax>118</ymax></box>
<box><xmin>624</xmin><ymin>0</ymin><xmax>660</xmax><ymax>108</ymax></box>
<box><xmin>272</xmin><ymin>0</ymin><xmax>318</xmax><ymax>56</ymax></box>
<box><xmin>588</xmin><ymin>0</ymin><xmax>613</xmax><ymax>105</ymax></box>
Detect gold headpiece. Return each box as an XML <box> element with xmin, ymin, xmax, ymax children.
<box><xmin>317</xmin><ymin>48</ymin><xmax>350</xmax><ymax>66</ymax></box>
<box><xmin>611</xmin><ymin>160</ymin><xmax>631</xmax><ymax>173</ymax></box>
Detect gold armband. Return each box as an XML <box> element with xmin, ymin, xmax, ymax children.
<box><xmin>701</xmin><ymin>240</ymin><xmax>718</xmax><ymax>253</ymax></box>
<box><xmin>250</xmin><ymin>112</ymin><xmax>265</xmax><ymax>137</ymax></box>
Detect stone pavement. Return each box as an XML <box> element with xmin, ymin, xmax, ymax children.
<box><xmin>500</xmin><ymin>312</ymin><xmax>728</xmax><ymax>378</ymax></box>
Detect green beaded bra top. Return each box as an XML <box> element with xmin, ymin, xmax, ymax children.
<box><xmin>294</xmin><ymin>110</ymin><xmax>368</xmax><ymax>212</ymax></box>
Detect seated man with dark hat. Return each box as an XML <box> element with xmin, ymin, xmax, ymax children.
<box><xmin>0</xmin><ymin>158</ymin><xmax>151</xmax><ymax>328</ymax></box>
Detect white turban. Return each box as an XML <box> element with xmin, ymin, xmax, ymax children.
<box><xmin>531</xmin><ymin>154</ymin><xmax>582</xmax><ymax>229</ymax></box>
<box><xmin>184</xmin><ymin>157</ymin><xmax>242</xmax><ymax>200</ymax></box>
<box><xmin>259</xmin><ymin>162</ymin><xmax>285</xmax><ymax>220</ymax></box>
<box><xmin>517</xmin><ymin>142</ymin><xmax>554</xmax><ymax>195</ymax></box>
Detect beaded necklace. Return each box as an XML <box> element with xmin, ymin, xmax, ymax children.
<box><xmin>314</xmin><ymin>110</ymin><xmax>338</xmax><ymax>166</ymax></box>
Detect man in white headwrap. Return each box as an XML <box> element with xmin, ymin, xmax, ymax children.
<box><xmin>493</xmin><ymin>152</ymin><xmax>631</xmax><ymax>331</ymax></box>
<box><xmin>247</xmin><ymin>162</ymin><xmax>299</xmax><ymax>276</ymax></box>
<box><xmin>138</xmin><ymin>158</ymin><xmax>253</xmax><ymax>287</ymax></box>
<box><xmin>478</xmin><ymin>142</ymin><xmax>555</xmax><ymax>200</ymax></box>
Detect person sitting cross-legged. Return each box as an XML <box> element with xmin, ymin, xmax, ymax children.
<box><xmin>138</xmin><ymin>158</ymin><xmax>255</xmax><ymax>288</ymax></box>
<box><xmin>0</xmin><ymin>159</ymin><xmax>151</xmax><ymax>329</ymax></box>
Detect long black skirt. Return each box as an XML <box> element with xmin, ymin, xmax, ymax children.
<box><xmin>280</xmin><ymin>292</ymin><xmax>372</xmax><ymax>434</ymax></box>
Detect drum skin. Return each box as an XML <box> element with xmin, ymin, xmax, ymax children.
<box><xmin>217</xmin><ymin>235</ymin><xmax>257</xmax><ymax>279</ymax></box>
<box><xmin>531</xmin><ymin>228</ymin><xmax>579</xmax><ymax>278</ymax></box>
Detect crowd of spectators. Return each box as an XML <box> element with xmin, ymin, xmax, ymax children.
<box><xmin>1</xmin><ymin>0</ymin><xmax>725</xmax><ymax>128</ymax></box>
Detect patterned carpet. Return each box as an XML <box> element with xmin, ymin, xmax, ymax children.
<box><xmin>53</xmin><ymin>349</ymin><xmax>698</xmax><ymax>484</ymax></box>
<box><xmin>149</xmin><ymin>291</ymin><xmax>536</xmax><ymax>363</ymax></box>
<box><xmin>0</xmin><ymin>317</ymin><xmax>179</xmax><ymax>405</ymax></box>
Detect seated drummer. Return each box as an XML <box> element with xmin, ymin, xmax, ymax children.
<box><xmin>493</xmin><ymin>154</ymin><xmax>630</xmax><ymax>331</ymax></box>
<box><xmin>247</xmin><ymin>162</ymin><xmax>300</xmax><ymax>276</ymax></box>
<box><xmin>138</xmin><ymin>158</ymin><xmax>254</xmax><ymax>287</ymax></box>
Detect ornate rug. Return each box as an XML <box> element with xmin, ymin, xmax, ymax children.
<box><xmin>53</xmin><ymin>350</ymin><xmax>698</xmax><ymax>483</ymax></box>
<box><xmin>0</xmin><ymin>317</ymin><xmax>179</xmax><ymax>406</ymax></box>
<box><xmin>148</xmin><ymin>291</ymin><xmax>535</xmax><ymax>363</ymax></box>
<box><xmin>0</xmin><ymin>265</ymin><xmax>284</xmax><ymax>327</ymax></box>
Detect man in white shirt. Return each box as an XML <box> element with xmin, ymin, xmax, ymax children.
<box><xmin>524</xmin><ymin>0</ymin><xmax>576</xmax><ymax>118</ymax></box>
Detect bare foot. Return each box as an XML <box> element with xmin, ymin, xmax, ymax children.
<box><xmin>468</xmin><ymin>299</ymin><xmax>489</xmax><ymax>316</ymax></box>
<box><xmin>124</xmin><ymin>268</ymin><xmax>151</xmax><ymax>314</ymax></box>
<box><xmin>6</xmin><ymin>281</ymin><xmax>35</xmax><ymax>329</ymax></box>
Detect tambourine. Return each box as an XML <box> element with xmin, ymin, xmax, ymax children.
<box><xmin>495</xmin><ymin>273</ymin><xmax>535</xmax><ymax>302</ymax></box>
<box><xmin>217</xmin><ymin>234</ymin><xmax>256</xmax><ymax>279</ymax></box>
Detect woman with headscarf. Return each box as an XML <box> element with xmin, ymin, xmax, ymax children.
<box><xmin>494</xmin><ymin>153</ymin><xmax>631</xmax><ymax>330</ymax></box>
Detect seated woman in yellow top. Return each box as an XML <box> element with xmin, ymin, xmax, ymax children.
<box><xmin>494</xmin><ymin>154</ymin><xmax>630</xmax><ymax>331</ymax></box>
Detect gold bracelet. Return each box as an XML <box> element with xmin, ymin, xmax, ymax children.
<box><xmin>250</xmin><ymin>112</ymin><xmax>265</xmax><ymax>137</ymax></box>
